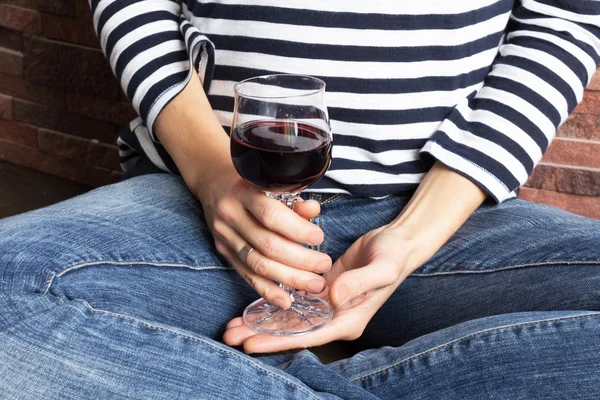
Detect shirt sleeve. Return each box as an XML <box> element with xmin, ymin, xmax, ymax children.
<box><xmin>91</xmin><ymin>0</ymin><xmax>214</xmax><ymax>140</ymax></box>
<box><xmin>420</xmin><ymin>0</ymin><xmax>600</xmax><ymax>203</ymax></box>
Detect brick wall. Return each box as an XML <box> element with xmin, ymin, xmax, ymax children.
<box><xmin>521</xmin><ymin>72</ymin><xmax>600</xmax><ymax>219</ymax></box>
<box><xmin>0</xmin><ymin>0</ymin><xmax>133</xmax><ymax>187</ymax></box>
<box><xmin>0</xmin><ymin>1</ymin><xmax>599</xmax><ymax>218</ymax></box>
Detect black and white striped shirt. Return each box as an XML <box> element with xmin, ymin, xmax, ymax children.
<box><xmin>92</xmin><ymin>0</ymin><xmax>600</xmax><ymax>202</ymax></box>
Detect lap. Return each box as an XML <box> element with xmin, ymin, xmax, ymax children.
<box><xmin>2</xmin><ymin>174</ymin><xmax>600</xmax><ymax>398</ymax></box>
<box><xmin>2</xmin><ymin>173</ymin><xmax>599</xmax><ymax>350</ymax></box>
<box><xmin>322</xmin><ymin>196</ymin><xmax>600</xmax><ymax>350</ymax></box>
<box><xmin>0</xmin><ymin>174</ymin><xmax>256</xmax><ymax>340</ymax></box>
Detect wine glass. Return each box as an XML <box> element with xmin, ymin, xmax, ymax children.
<box><xmin>230</xmin><ymin>74</ymin><xmax>333</xmax><ymax>335</ymax></box>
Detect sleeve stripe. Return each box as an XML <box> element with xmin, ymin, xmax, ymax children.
<box><xmin>105</xmin><ymin>11</ymin><xmax>177</xmax><ymax>58</ymax></box>
<box><xmin>499</xmin><ymin>44</ymin><xmax>584</xmax><ymax>101</ymax></box>
<box><xmin>488</xmin><ymin>63</ymin><xmax>568</xmax><ymax>122</ymax></box>
<box><xmin>126</xmin><ymin>50</ymin><xmax>188</xmax><ymax>98</ymax></box>
<box><xmin>475</xmin><ymin>96</ymin><xmax>550</xmax><ymax>151</ymax></box>
<box><xmin>523</xmin><ymin>0</ymin><xmax>600</xmax><ymax>25</ymax></box>
<box><xmin>98</xmin><ymin>0</ymin><xmax>180</xmax><ymax>46</ymax></box>
<box><xmin>509</xmin><ymin>20</ymin><xmax>600</xmax><ymax>64</ymax></box>
<box><xmin>496</xmin><ymin>55</ymin><xmax>579</xmax><ymax>111</ymax></box>
<box><xmin>508</xmin><ymin>30</ymin><xmax>598</xmax><ymax>79</ymax></box>
<box><xmin>454</xmin><ymin>102</ymin><xmax>543</xmax><ymax>163</ymax></box>
<box><xmin>132</xmin><ymin>61</ymin><xmax>189</xmax><ymax>113</ymax></box>
<box><xmin>121</xmin><ymin>40</ymin><xmax>186</xmax><ymax>92</ymax></box>
<box><xmin>453</xmin><ymin>103</ymin><xmax>538</xmax><ymax>172</ymax></box>
<box><xmin>509</xmin><ymin>36</ymin><xmax>590</xmax><ymax>87</ymax></box>
<box><xmin>438</xmin><ymin>118</ymin><xmax>530</xmax><ymax>183</ymax></box>
<box><xmin>420</xmin><ymin>140</ymin><xmax>513</xmax><ymax>203</ymax></box>
<box><xmin>92</xmin><ymin>0</ymin><xmax>116</xmax><ymax>30</ymax></box>
<box><xmin>511</xmin><ymin>15</ymin><xmax>600</xmax><ymax>59</ymax></box>
<box><xmin>484</xmin><ymin>75</ymin><xmax>561</xmax><ymax>128</ymax></box>
<box><xmin>431</xmin><ymin>131</ymin><xmax>521</xmax><ymax>190</ymax></box>
<box><xmin>115</xmin><ymin>32</ymin><xmax>182</xmax><ymax>80</ymax></box>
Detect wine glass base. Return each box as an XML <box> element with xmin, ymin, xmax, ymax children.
<box><xmin>243</xmin><ymin>294</ymin><xmax>333</xmax><ymax>336</ymax></box>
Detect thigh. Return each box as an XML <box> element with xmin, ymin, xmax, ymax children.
<box><xmin>355</xmin><ymin>199</ymin><xmax>600</xmax><ymax>350</ymax></box>
<box><xmin>330</xmin><ymin>310</ymin><xmax>600</xmax><ymax>400</ymax></box>
<box><xmin>0</xmin><ymin>174</ymin><xmax>257</xmax><ymax>340</ymax></box>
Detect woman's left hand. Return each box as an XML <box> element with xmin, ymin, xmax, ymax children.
<box><xmin>223</xmin><ymin>226</ymin><xmax>418</xmax><ymax>353</ymax></box>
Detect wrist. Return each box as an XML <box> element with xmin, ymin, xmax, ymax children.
<box><xmin>383</xmin><ymin>162</ymin><xmax>487</xmax><ymax>272</ymax></box>
<box><xmin>154</xmin><ymin>73</ymin><xmax>234</xmax><ymax>198</ymax></box>
<box><xmin>380</xmin><ymin>224</ymin><xmax>432</xmax><ymax>274</ymax></box>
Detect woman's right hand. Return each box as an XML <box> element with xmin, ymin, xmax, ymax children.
<box><xmin>154</xmin><ymin>73</ymin><xmax>330</xmax><ymax>310</ymax></box>
<box><xmin>194</xmin><ymin>164</ymin><xmax>332</xmax><ymax>310</ymax></box>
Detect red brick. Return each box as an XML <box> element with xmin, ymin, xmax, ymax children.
<box><xmin>42</xmin><ymin>13</ymin><xmax>99</xmax><ymax>48</ymax></box>
<box><xmin>66</xmin><ymin>92</ymin><xmax>136</xmax><ymax>125</ymax></box>
<box><xmin>13</xmin><ymin>99</ymin><xmax>119</xmax><ymax>143</ymax></box>
<box><xmin>0</xmin><ymin>72</ymin><xmax>65</xmax><ymax>108</ymax></box>
<box><xmin>589</xmin><ymin>69</ymin><xmax>600</xmax><ymax>91</ymax></box>
<box><xmin>0</xmin><ymin>94</ymin><xmax>12</xmax><ymax>119</ymax></box>
<box><xmin>0</xmin><ymin>5</ymin><xmax>40</xmax><ymax>33</ymax></box>
<box><xmin>557</xmin><ymin>113</ymin><xmax>600</xmax><ymax>141</ymax></box>
<box><xmin>0</xmin><ymin>139</ymin><xmax>120</xmax><ymax>187</ymax></box>
<box><xmin>0</xmin><ymin>118</ymin><xmax>37</xmax><ymax>147</ymax></box>
<box><xmin>573</xmin><ymin>90</ymin><xmax>600</xmax><ymax>115</ymax></box>
<box><xmin>38</xmin><ymin>128</ymin><xmax>120</xmax><ymax>170</ymax></box>
<box><xmin>0</xmin><ymin>0</ymin><xmax>75</xmax><ymax>17</ymax></box>
<box><xmin>525</xmin><ymin>163</ymin><xmax>600</xmax><ymax>196</ymax></box>
<box><xmin>542</xmin><ymin>138</ymin><xmax>600</xmax><ymax>169</ymax></box>
<box><xmin>0</xmin><ymin>47</ymin><xmax>23</xmax><ymax>77</ymax></box>
<box><xmin>23</xmin><ymin>36</ymin><xmax>118</xmax><ymax>99</ymax></box>
<box><xmin>0</xmin><ymin>27</ymin><xmax>23</xmax><ymax>51</ymax></box>
<box><xmin>519</xmin><ymin>187</ymin><xmax>600</xmax><ymax>220</ymax></box>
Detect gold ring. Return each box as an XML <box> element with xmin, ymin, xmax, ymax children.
<box><xmin>238</xmin><ymin>242</ymin><xmax>254</xmax><ymax>262</ymax></box>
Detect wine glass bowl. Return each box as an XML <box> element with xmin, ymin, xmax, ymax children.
<box><xmin>231</xmin><ymin>74</ymin><xmax>333</xmax><ymax>335</ymax></box>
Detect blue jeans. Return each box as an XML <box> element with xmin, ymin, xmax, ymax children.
<box><xmin>1</xmin><ymin>174</ymin><xmax>599</xmax><ymax>399</ymax></box>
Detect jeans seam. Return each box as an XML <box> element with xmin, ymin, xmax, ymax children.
<box><xmin>411</xmin><ymin>260</ymin><xmax>600</xmax><ymax>277</ymax></box>
<box><xmin>61</xmin><ymin>210</ymin><xmax>198</xmax><ymax>257</ymax></box>
<box><xmin>350</xmin><ymin>313</ymin><xmax>600</xmax><ymax>383</ymax></box>
<box><xmin>79</xmin><ymin>301</ymin><xmax>321</xmax><ymax>399</ymax></box>
<box><xmin>320</xmin><ymin>194</ymin><xmax>342</xmax><ymax>206</ymax></box>
<box><xmin>42</xmin><ymin>261</ymin><xmax>233</xmax><ymax>295</ymax></box>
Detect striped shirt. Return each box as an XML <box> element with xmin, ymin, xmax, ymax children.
<box><xmin>92</xmin><ymin>0</ymin><xmax>600</xmax><ymax>202</ymax></box>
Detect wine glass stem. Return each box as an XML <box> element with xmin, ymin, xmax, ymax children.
<box><xmin>266</xmin><ymin>192</ymin><xmax>301</xmax><ymax>297</ymax></box>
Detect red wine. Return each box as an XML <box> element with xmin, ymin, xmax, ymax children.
<box><xmin>231</xmin><ymin>120</ymin><xmax>332</xmax><ymax>193</ymax></box>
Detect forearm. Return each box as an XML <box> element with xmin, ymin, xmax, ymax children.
<box><xmin>387</xmin><ymin>162</ymin><xmax>486</xmax><ymax>272</ymax></box>
<box><xmin>154</xmin><ymin>73</ymin><xmax>233</xmax><ymax>196</ymax></box>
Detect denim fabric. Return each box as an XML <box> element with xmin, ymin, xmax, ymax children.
<box><xmin>1</xmin><ymin>174</ymin><xmax>599</xmax><ymax>399</ymax></box>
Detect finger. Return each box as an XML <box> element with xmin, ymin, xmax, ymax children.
<box><xmin>228</xmin><ymin>209</ymin><xmax>332</xmax><ymax>274</ymax></box>
<box><xmin>218</xmin><ymin>240</ymin><xmax>292</xmax><ymax>309</ymax></box>
<box><xmin>226</xmin><ymin>317</ymin><xmax>244</xmax><ymax>330</ymax></box>
<box><xmin>223</xmin><ymin>324</ymin><xmax>257</xmax><ymax>347</ymax></box>
<box><xmin>217</xmin><ymin>223</ymin><xmax>327</xmax><ymax>294</ymax></box>
<box><xmin>293</xmin><ymin>199</ymin><xmax>321</xmax><ymax>220</ymax></box>
<box><xmin>241</xmin><ymin>193</ymin><xmax>325</xmax><ymax>246</ymax></box>
<box><xmin>329</xmin><ymin>259</ymin><xmax>400</xmax><ymax>307</ymax></box>
<box><xmin>241</xmin><ymin>318</ymin><xmax>345</xmax><ymax>353</ymax></box>
<box><xmin>243</xmin><ymin>246</ymin><xmax>327</xmax><ymax>294</ymax></box>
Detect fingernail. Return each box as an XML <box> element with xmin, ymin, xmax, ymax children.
<box><xmin>274</xmin><ymin>296</ymin><xmax>290</xmax><ymax>310</ymax></box>
<box><xmin>336</xmin><ymin>284</ymin><xmax>350</xmax><ymax>306</ymax></box>
<box><xmin>317</xmin><ymin>260</ymin><xmax>331</xmax><ymax>273</ymax></box>
<box><xmin>307</xmin><ymin>279</ymin><xmax>325</xmax><ymax>293</ymax></box>
<box><xmin>308</xmin><ymin>231</ymin><xmax>323</xmax><ymax>246</ymax></box>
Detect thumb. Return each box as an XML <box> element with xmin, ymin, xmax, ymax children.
<box><xmin>329</xmin><ymin>258</ymin><xmax>399</xmax><ymax>307</ymax></box>
<box><xmin>293</xmin><ymin>198</ymin><xmax>321</xmax><ymax>220</ymax></box>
